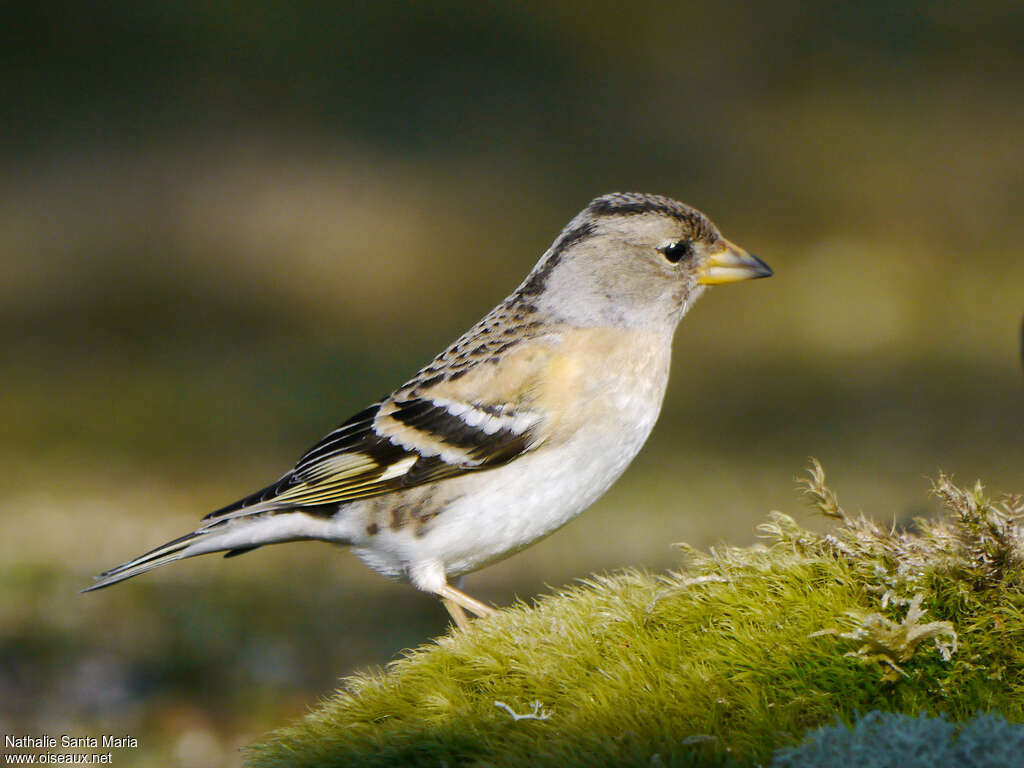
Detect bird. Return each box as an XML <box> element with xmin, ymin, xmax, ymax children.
<box><xmin>83</xmin><ymin>192</ymin><xmax>773</xmax><ymax>629</ymax></box>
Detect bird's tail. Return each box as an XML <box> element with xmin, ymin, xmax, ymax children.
<box><xmin>81</xmin><ymin>510</ymin><xmax>341</xmax><ymax>593</ymax></box>
<box><xmin>82</xmin><ymin>531</ymin><xmax>210</xmax><ymax>592</ymax></box>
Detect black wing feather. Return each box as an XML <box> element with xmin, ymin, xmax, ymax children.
<box><xmin>202</xmin><ymin>397</ymin><xmax>539</xmax><ymax>523</ymax></box>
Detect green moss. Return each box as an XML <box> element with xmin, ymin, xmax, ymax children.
<box><xmin>246</xmin><ymin>464</ymin><xmax>1024</xmax><ymax>767</ymax></box>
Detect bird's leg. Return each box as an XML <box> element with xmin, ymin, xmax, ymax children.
<box><xmin>439</xmin><ymin>582</ymin><xmax>496</xmax><ymax>619</ymax></box>
<box><xmin>412</xmin><ymin>562</ymin><xmax>495</xmax><ymax>629</ymax></box>
<box><xmin>441</xmin><ymin>597</ymin><xmax>470</xmax><ymax>631</ymax></box>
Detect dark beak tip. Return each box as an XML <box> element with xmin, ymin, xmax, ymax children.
<box><xmin>752</xmin><ymin>254</ymin><xmax>773</xmax><ymax>278</ymax></box>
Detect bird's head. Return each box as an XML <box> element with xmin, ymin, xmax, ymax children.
<box><xmin>518</xmin><ymin>192</ymin><xmax>772</xmax><ymax>330</ymax></box>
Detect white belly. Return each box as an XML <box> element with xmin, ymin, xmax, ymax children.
<box><xmin>420</xmin><ymin>415</ymin><xmax>656</xmax><ymax>576</ymax></box>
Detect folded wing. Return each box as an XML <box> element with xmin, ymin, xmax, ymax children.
<box><xmin>200</xmin><ymin>396</ymin><xmax>544</xmax><ymax>525</ymax></box>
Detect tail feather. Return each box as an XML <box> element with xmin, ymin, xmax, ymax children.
<box><xmin>81</xmin><ymin>531</ymin><xmax>205</xmax><ymax>592</ymax></box>
<box><xmin>82</xmin><ymin>511</ymin><xmax>345</xmax><ymax>593</ymax></box>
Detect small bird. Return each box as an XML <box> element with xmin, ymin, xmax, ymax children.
<box><xmin>84</xmin><ymin>192</ymin><xmax>772</xmax><ymax>628</ymax></box>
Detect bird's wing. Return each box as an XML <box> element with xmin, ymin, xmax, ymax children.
<box><xmin>84</xmin><ymin>391</ymin><xmax>547</xmax><ymax>590</ymax></box>
<box><xmin>199</xmin><ymin>329</ymin><xmax>561</xmax><ymax>525</ymax></box>
<box><xmin>200</xmin><ymin>395</ymin><xmax>545</xmax><ymax>525</ymax></box>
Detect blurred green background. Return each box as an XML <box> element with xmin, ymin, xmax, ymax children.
<box><xmin>2</xmin><ymin>2</ymin><xmax>1023</xmax><ymax>765</ymax></box>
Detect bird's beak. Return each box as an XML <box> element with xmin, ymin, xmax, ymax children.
<box><xmin>697</xmin><ymin>240</ymin><xmax>773</xmax><ymax>285</ymax></box>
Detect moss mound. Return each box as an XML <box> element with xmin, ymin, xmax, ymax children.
<box><xmin>247</xmin><ymin>464</ymin><xmax>1024</xmax><ymax>767</ymax></box>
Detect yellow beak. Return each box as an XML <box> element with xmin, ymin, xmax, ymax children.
<box><xmin>697</xmin><ymin>240</ymin><xmax>773</xmax><ymax>285</ymax></box>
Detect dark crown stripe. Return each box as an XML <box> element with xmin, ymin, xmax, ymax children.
<box><xmin>552</xmin><ymin>220</ymin><xmax>598</xmax><ymax>255</ymax></box>
<box><xmin>589</xmin><ymin>198</ymin><xmax>679</xmax><ymax>217</ymax></box>
<box><xmin>588</xmin><ymin>192</ymin><xmax>686</xmax><ymax>218</ymax></box>
<box><xmin>518</xmin><ymin>220</ymin><xmax>597</xmax><ymax>297</ymax></box>
<box><xmin>587</xmin><ymin>193</ymin><xmax>719</xmax><ymax>242</ymax></box>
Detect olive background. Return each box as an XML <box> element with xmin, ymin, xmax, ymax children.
<box><xmin>2</xmin><ymin>3</ymin><xmax>1023</xmax><ymax>765</ymax></box>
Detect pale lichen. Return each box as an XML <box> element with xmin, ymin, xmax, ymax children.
<box><xmin>493</xmin><ymin>700</ymin><xmax>551</xmax><ymax>722</ymax></box>
<box><xmin>834</xmin><ymin>594</ymin><xmax>957</xmax><ymax>681</ymax></box>
<box><xmin>796</xmin><ymin>461</ymin><xmax>1024</xmax><ymax>681</ymax></box>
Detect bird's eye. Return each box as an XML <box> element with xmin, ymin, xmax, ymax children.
<box><xmin>659</xmin><ymin>240</ymin><xmax>694</xmax><ymax>264</ymax></box>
